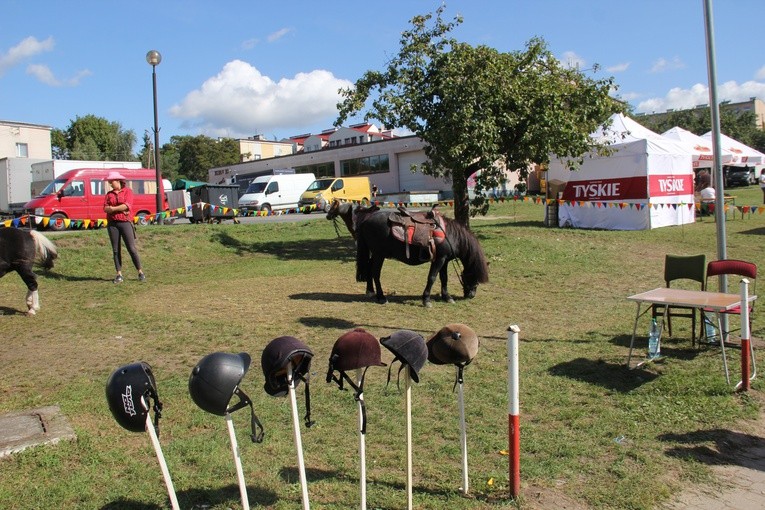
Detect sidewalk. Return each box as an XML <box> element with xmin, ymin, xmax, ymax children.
<box><xmin>662</xmin><ymin>387</ymin><xmax>765</xmax><ymax>509</ymax></box>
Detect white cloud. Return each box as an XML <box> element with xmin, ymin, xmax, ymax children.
<box><xmin>0</xmin><ymin>36</ymin><xmax>54</xmax><ymax>75</ymax></box>
<box><xmin>607</xmin><ymin>62</ymin><xmax>630</xmax><ymax>73</ymax></box>
<box><xmin>649</xmin><ymin>56</ymin><xmax>685</xmax><ymax>74</ymax></box>
<box><xmin>635</xmin><ymin>80</ymin><xmax>765</xmax><ymax>114</ymax></box>
<box><xmin>560</xmin><ymin>51</ymin><xmax>585</xmax><ymax>70</ymax></box>
<box><xmin>169</xmin><ymin>59</ymin><xmax>354</xmax><ymax>138</ymax></box>
<box><xmin>241</xmin><ymin>38</ymin><xmax>259</xmax><ymax>50</ymax></box>
<box><xmin>267</xmin><ymin>28</ymin><xmax>293</xmax><ymax>43</ymax></box>
<box><xmin>26</xmin><ymin>64</ymin><xmax>91</xmax><ymax>87</ymax></box>
<box><xmin>756</xmin><ymin>65</ymin><xmax>765</xmax><ymax>80</ymax></box>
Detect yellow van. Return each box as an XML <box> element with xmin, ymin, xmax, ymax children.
<box><xmin>298</xmin><ymin>176</ymin><xmax>371</xmax><ymax>212</ymax></box>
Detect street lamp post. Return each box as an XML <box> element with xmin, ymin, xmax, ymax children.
<box><xmin>146</xmin><ymin>50</ymin><xmax>163</xmax><ymax>224</ymax></box>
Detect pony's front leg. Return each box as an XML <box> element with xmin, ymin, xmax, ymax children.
<box><xmin>438</xmin><ymin>263</ymin><xmax>454</xmax><ymax>304</ymax></box>
<box><xmin>422</xmin><ymin>260</ymin><xmax>445</xmax><ymax>307</ymax></box>
<box><xmin>25</xmin><ymin>290</ymin><xmax>40</xmax><ymax>315</ymax></box>
<box><xmin>371</xmin><ymin>256</ymin><xmax>387</xmax><ymax>304</ymax></box>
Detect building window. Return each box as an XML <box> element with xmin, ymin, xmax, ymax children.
<box><xmin>295</xmin><ymin>162</ymin><xmax>335</xmax><ymax>178</ymax></box>
<box><xmin>340</xmin><ymin>154</ymin><xmax>390</xmax><ymax>176</ymax></box>
<box><xmin>16</xmin><ymin>143</ymin><xmax>28</xmax><ymax>157</ymax></box>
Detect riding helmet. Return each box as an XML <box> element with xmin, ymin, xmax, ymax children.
<box><xmin>328</xmin><ymin>328</ymin><xmax>386</xmax><ymax>376</ymax></box>
<box><xmin>261</xmin><ymin>336</ymin><xmax>314</xmax><ymax>397</ymax></box>
<box><xmin>189</xmin><ymin>352</ymin><xmax>252</xmax><ymax>415</ymax></box>
<box><xmin>105</xmin><ymin>361</ymin><xmax>162</xmax><ymax>433</ymax></box>
<box><xmin>380</xmin><ymin>330</ymin><xmax>428</xmax><ymax>383</ymax></box>
<box><xmin>427</xmin><ymin>323</ymin><xmax>479</xmax><ymax>366</ymax></box>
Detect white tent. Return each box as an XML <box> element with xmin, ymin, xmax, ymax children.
<box><xmin>547</xmin><ymin>114</ymin><xmax>695</xmax><ymax>230</ymax></box>
<box><xmin>662</xmin><ymin>126</ymin><xmax>734</xmax><ymax>168</ymax></box>
<box><xmin>701</xmin><ymin>132</ymin><xmax>764</xmax><ymax>166</ymax></box>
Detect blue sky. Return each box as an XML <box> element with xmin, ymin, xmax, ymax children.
<box><xmin>2</xmin><ymin>0</ymin><xmax>764</xmax><ymax>150</ymax></box>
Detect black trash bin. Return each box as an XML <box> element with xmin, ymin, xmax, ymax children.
<box><xmin>189</xmin><ymin>184</ymin><xmax>240</xmax><ymax>223</ymax></box>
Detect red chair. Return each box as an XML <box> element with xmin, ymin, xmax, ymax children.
<box><xmin>704</xmin><ymin>259</ymin><xmax>757</xmax><ymax>384</ymax></box>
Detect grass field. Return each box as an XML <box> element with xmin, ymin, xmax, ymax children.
<box><xmin>1</xmin><ymin>184</ymin><xmax>764</xmax><ymax>509</ymax></box>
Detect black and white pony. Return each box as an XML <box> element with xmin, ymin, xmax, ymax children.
<box><xmin>0</xmin><ymin>228</ymin><xmax>58</xmax><ymax>315</ymax></box>
<box><xmin>352</xmin><ymin>207</ymin><xmax>489</xmax><ymax>307</ymax></box>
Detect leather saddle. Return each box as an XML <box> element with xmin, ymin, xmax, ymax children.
<box><xmin>388</xmin><ymin>206</ymin><xmax>446</xmax><ymax>261</ymax></box>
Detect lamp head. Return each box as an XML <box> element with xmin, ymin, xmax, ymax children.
<box><xmin>146</xmin><ymin>50</ymin><xmax>162</xmax><ymax>66</ymax></box>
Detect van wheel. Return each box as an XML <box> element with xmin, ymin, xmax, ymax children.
<box><xmin>261</xmin><ymin>204</ymin><xmax>271</xmax><ymax>214</ymax></box>
<box><xmin>49</xmin><ymin>213</ymin><xmax>67</xmax><ymax>232</ymax></box>
<box><xmin>137</xmin><ymin>212</ymin><xmax>150</xmax><ymax>226</ymax></box>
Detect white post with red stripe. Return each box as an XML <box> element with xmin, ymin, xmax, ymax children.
<box><xmin>507</xmin><ymin>325</ymin><xmax>521</xmax><ymax>498</ymax></box>
<box><xmin>737</xmin><ymin>278</ymin><xmax>751</xmax><ymax>391</ymax></box>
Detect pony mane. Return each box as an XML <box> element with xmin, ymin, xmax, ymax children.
<box><xmin>443</xmin><ymin>217</ymin><xmax>489</xmax><ymax>283</ymax></box>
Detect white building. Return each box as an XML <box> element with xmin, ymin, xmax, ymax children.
<box><xmin>210</xmin><ymin>124</ymin><xmax>453</xmax><ymax>198</ymax></box>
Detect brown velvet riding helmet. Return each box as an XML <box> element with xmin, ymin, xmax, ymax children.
<box><xmin>427</xmin><ymin>323</ymin><xmax>479</xmax><ymax>366</ymax></box>
<box><xmin>328</xmin><ymin>328</ymin><xmax>386</xmax><ymax>375</ymax></box>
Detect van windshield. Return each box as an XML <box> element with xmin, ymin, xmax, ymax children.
<box><xmin>305</xmin><ymin>178</ymin><xmax>334</xmax><ymax>192</ymax></box>
<box><xmin>245</xmin><ymin>181</ymin><xmax>267</xmax><ymax>194</ymax></box>
<box><xmin>39</xmin><ymin>178</ymin><xmax>68</xmax><ymax>197</ymax></box>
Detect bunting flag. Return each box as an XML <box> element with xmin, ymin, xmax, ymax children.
<box><xmin>2</xmin><ymin>197</ymin><xmax>764</xmax><ymax>230</ymax></box>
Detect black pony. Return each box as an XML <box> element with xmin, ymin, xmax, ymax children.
<box><xmin>0</xmin><ymin>228</ymin><xmax>58</xmax><ymax>315</ymax></box>
<box><xmin>354</xmin><ymin>208</ymin><xmax>489</xmax><ymax>307</ymax></box>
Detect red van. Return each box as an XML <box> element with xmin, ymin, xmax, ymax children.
<box><xmin>24</xmin><ymin>168</ymin><xmax>170</xmax><ymax>231</ymax></box>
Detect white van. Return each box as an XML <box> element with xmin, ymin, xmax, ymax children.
<box><xmin>238</xmin><ymin>173</ymin><xmax>316</xmax><ymax>214</ymax></box>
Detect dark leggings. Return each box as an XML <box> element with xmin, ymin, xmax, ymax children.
<box><xmin>108</xmin><ymin>222</ymin><xmax>142</xmax><ymax>272</ymax></box>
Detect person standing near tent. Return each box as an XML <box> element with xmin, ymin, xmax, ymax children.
<box><xmin>104</xmin><ymin>171</ymin><xmax>146</xmax><ymax>283</ymax></box>
<box><xmin>760</xmin><ymin>168</ymin><xmax>765</xmax><ymax>204</ymax></box>
<box><xmin>695</xmin><ymin>169</ymin><xmax>710</xmax><ymax>193</ymax></box>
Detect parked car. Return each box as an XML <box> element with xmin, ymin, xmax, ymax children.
<box><xmin>298</xmin><ymin>176</ymin><xmax>371</xmax><ymax>212</ymax></box>
<box><xmin>724</xmin><ymin>166</ymin><xmax>756</xmax><ymax>187</ymax></box>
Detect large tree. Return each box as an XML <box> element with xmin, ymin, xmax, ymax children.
<box><xmin>53</xmin><ymin>115</ymin><xmax>137</xmax><ymax>161</ymax></box>
<box><xmin>638</xmin><ymin>109</ymin><xmax>765</xmax><ymax>153</ymax></box>
<box><xmin>336</xmin><ymin>6</ymin><xmax>621</xmax><ymax>225</ymax></box>
<box><xmin>168</xmin><ymin>135</ymin><xmax>241</xmax><ymax>181</ymax></box>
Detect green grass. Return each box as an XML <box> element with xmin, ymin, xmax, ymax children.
<box><xmin>1</xmin><ymin>184</ymin><xmax>764</xmax><ymax>509</ymax></box>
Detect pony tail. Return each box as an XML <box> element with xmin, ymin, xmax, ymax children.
<box><xmin>355</xmin><ymin>233</ymin><xmax>370</xmax><ymax>282</ymax></box>
<box><xmin>29</xmin><ymin>230</ymin><xmax>58</xmax><ymax>269</ymax></box>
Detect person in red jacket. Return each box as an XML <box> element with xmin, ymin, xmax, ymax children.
<box><xmin>103</xmin><ymin>171</ymin><xmax>146</xmax><ymax>283</ymax></box>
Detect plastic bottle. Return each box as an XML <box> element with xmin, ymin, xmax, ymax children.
<box><xmin>704</xmin><ymin>315</ymin><xmax>717</xmax><ymax>344</ymax></box>
<box><xmin>648</xmin><ymin>318</ymin><xmax>660</xmax><ymax>359</ymax></box>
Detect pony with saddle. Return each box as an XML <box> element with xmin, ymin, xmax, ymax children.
<box><xmin>345</xmin><ymin>202</ymin><xmax>488</xmax><ymax>307</ymax></box>
<box><xmin>0</xmin><ymin>228</ymin><xmax>58</xmax><ymax>315</ymax></box>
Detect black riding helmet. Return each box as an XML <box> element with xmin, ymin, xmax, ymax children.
<box><xmin>427</xmin><ymin>323</ymin><xmax>479</xmax><ymax>366</ymax></box>
<box><xmin>106</xmin><ymin>361</ymin><xmax>162</xmax><ymax>434</ymax></box>
<box><xmin>327</xmin><ymin>328</ymin><xmax>386</xmax><ymax>433</ymax></box>
<box><xmin>380</xmin><ymin>330</ymin><xmax>428</xmax><ymax>385</ymax></box>
<box><xmin>189</xmin><ymin>352</ymin><xmax>264</xmax><ymax>443</ymax></box>
<box><xmin>261</xmin><ymin>336</ymin><xmax>315</xmax><ymax>427</ymax></box>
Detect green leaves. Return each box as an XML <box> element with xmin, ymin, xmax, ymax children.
<box><xmin>335</xmin><ymin>6</ymin><xmax>621</xmax><ymax>225</ymax></box>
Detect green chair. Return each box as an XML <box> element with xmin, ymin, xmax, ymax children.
<box><xmin>652</xmin><ymin>254</ymin><xmax>707</xmax><ymax>346</ymax></box>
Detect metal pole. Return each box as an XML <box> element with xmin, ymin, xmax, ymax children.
<box><xmin>356</xmin><ymin>368</ymin><xmax>367</xmax><ymax>510</ymax></box>
<box><xmin>144</xmin><ymin>413</ymin><xmax>180</xmax><ymax>510</ymax></box>
<box><xmin>226</xmin><ymin>413</ymin><xmax>250</xmax><ymax>510</ymax></box>
<box><xmin>457</xmin><ymin>373</ymin><xmax>469</xmax><ymax>495</ymax></box>
<box><xmin>151</xmin><ymin>64</ymin><xmax>163</xmax><ymax>224</ymax></box>
<box><xmin>507</xmin><ymin>325</ymin><xmax>521</xmax><ymax>498</ymax></box>
<box><xmin>736</xmin><ymin>278</ymin><xmax>751</xmax><ymax>391</ymax></box>
<box><xmin>287</xmin><ymin>364</ymin><xmax>310</xmax><ymax>510</ymax></box>
<box><xmin>405</xmin><ymin>368</ymin><xmax>413</xmax><ymax>510</ymax></box>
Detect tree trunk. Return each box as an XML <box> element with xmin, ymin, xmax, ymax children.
<box><xmin>452</xmin><ymin>174</ymin><xmax>470</xmax><ymax>228</ymax></box>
